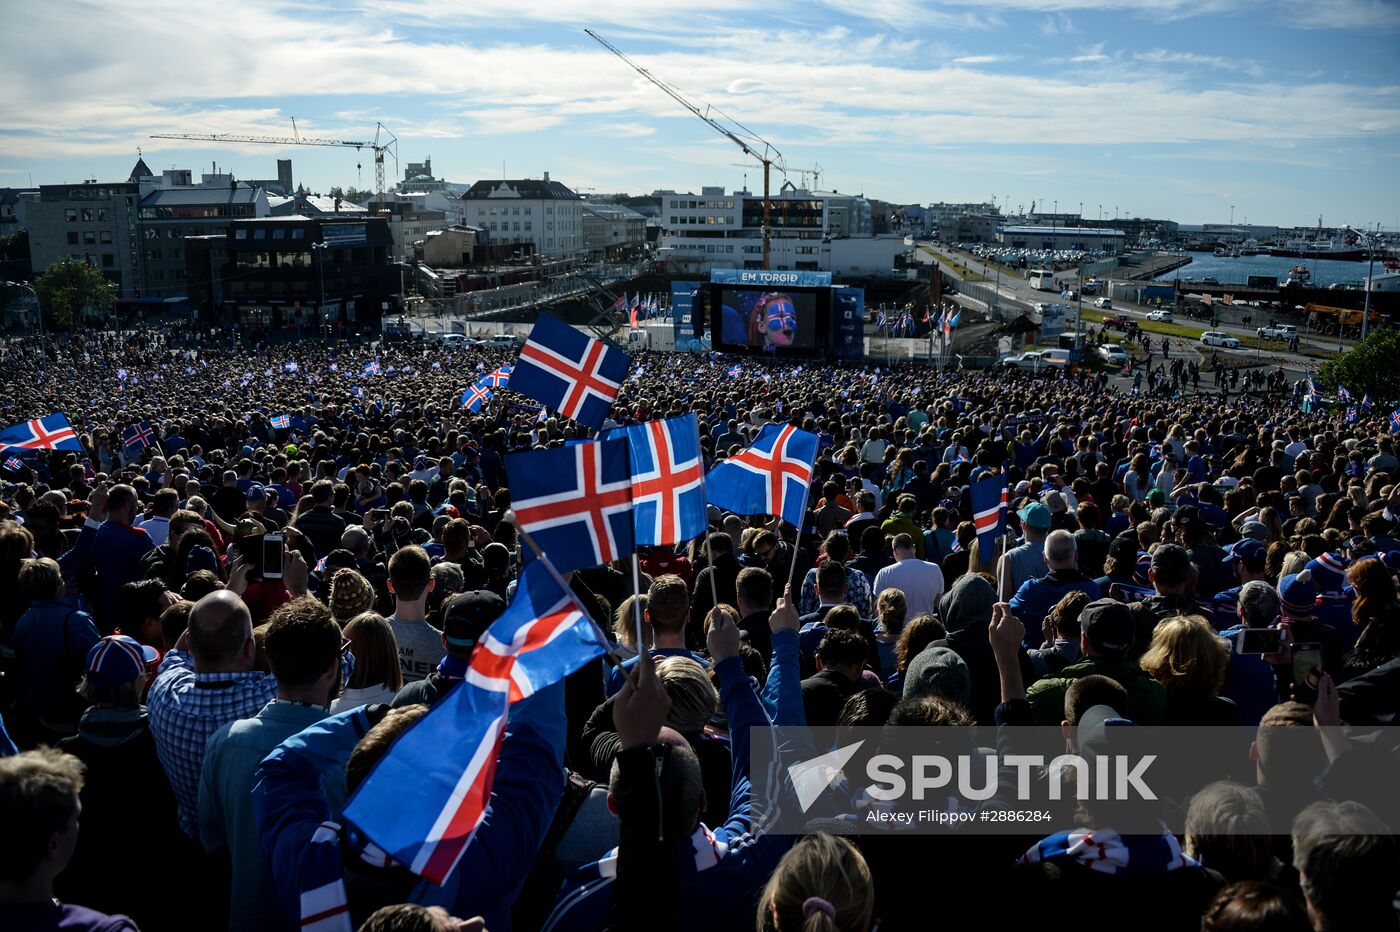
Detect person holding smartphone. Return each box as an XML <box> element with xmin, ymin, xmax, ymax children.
<box><xmin>1274</xmin><ymin>570</ymin><xmax>1344</xmax><ymax>701</ymax></box>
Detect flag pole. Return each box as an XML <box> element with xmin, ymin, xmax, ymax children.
<box><xmin>631</xmin><ymin>551</ymin><xmax>645</xmax><ymax>653</ymax></box>
<box><xmin>507</xmin><ymin>514</ymin><xmax>623</xmax><ymax>665</ymax></box>
<box><xmin>691</xmin><ymin>418</ymin><xmax>720</xmax><ymax>613</ymax></box>
<box><xmin>785</xmin><ymin>478</ymin><xmax>812</xmax><ymax>596</ymax></box>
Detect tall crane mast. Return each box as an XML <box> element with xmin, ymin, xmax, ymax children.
<box><xmin>585</xmin><ymin>28</ymin><xmax>784</xmax><ymax>270</ymax></box>
<box><xmin>149</xmin><ymin>121</ymin><xmax>399</xmax><ymax>200</ymax></box>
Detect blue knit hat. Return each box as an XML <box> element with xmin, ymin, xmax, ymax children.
<box><xmin>1304</xmin><ymin>552</ymin><xmax>1348</xmax><ymax>595</ymax></box>
<box><xmin>1278</xmin><ymin>570</ymin><xmax>1317</xmax><ymax>616</ymax></box>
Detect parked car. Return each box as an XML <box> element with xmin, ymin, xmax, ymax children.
<box><xmin>1200</xmin><ymin>330</ymin><xmax>1241</xmax><ymax>348</ymax></box>
<box><xmin>1061</xmin><ymin>289</ymin><xmax>1078</xmax><ymax>301</ymax></box>
<box><xmin>486</xmin><ymin>334</ymin><xmax>524</xmax><ymax>347</ymax></box>
<box><xmin>435</xmin><ymin>334</ymin><xmax>473</xmax><ymax>349</ymax></box>
<box><xmin>1098</xmin><ymin>343</ymin><xmax>1128</xmax><ymax>364</ymax></box>
<box><xmin>1256</xmin><ymin>324</ymin><xmax>1297</xmax><ymax>341</ymax></box>
<box><xmin>1094</xmin><ymin>297</ymin><xmax>1113</xmax><ymax>309</ymax></box>
<box><xmin>1081</xmin><ymin>281</ymin><xmax>1098</xmax><ymax>295</ymax></box>
<box><xmin>1146</xmin><ymin>310</ymin><xmax>1174</xmax><ymax>322</ymax></box>
<box><xmin>1101</xmin><ymin>315</ymin><xmax>1131</xmax><ymax>330</ymax></box>
<box><xmin>1004</xmin><ymin>349</ymin><xmax>1070</xmax><ymax>370</ymax></box>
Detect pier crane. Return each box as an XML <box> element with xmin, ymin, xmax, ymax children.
<box><xmin>585</xmin><ymin>28</ymin><xmax>784</xmax><ymax>270</ymax></box>
<box><xmin>150</xmin><ymin>120</ymin><xmax>399</xmax><ymax>200</ymax></box>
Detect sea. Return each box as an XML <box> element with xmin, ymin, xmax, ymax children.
<box><xmin>1153</xmin><ymin>253</ymin><xmax>1370</xmax><ymax>289</ymax></box>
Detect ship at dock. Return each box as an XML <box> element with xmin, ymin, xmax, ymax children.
<box><xmin>1267</xmin><ymin>218</ymin><xmax>1366</xmax><ymax>261</ymax></box>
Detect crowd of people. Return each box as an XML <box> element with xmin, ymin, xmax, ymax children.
<box><xmin>0</xmin><ymin>324</ymin><xmax>1397</xmax><ymax>932</ymax></box>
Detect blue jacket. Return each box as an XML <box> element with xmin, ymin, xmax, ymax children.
<box><xmin>13</xmin><ymin>596</ymin><xmax>100</xmax><ymax>725</ymax></box>
<box><xmin>1009</xmin><ymin>570</ymin><xmax>1102</xmax><ymax>646</ymax></box>
<box><xmin>91</xmin><ymin>521</ymin><xmax>156</xmax><ymax>632</ymax></box>
<box><xmin>254</xmin><ymin>683</ymin><xmax>566</xmax><ymax>932</ymax></box>
<box><xmin>762</xmin><ymin>629</ymin><xmax>804</xmax><ymax>727</ymax></box>
<box><xmin>1217</xmin><ymin>625</ymin><xmax>1281</xmax><ymax>726</ymax></box>
<box><xmin>543</xmin><ymin>656</ymin><xmax>794</xmax><ymax>932</ymax></box>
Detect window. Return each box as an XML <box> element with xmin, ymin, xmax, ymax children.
<box><xmin>97</xmin><ymin>208</ymin><xmax>110</xmax><ymax>222</ymax></box>
<box><xmin>83</xmin><ymin>231</ymin><xmax>96</xmax><ymax>245</ymax></box>
<box><xmin>524</xmin><ymin>222</ymin><xmax>532</xmax><ymax>231</ymax></box>
<box><xmin>254</xmin><ymin>229</ymin><xmax>266</xmax><ymax>239</ymax></box>
<box><xmin>235</xmin><ymin>229</ymin><xmax>247</xmax><ymax>240</ymax></box>
<box><xmin>546</xmin><ymin>206</ymin><xmax>553</xmax><ymax>215</ymax></box>
<box><xmin>64</xmin><ymin>208</ymin><xmax>77</xmax><ymax>222</ymax></box>
<box><xmin>524</xmin><ymin>207</ymin><xmax>531</xmax><ymax>215</ymax></box>
<box><xmin>513</xmin><ymin>207</ymin><xmax>520</xmax><ymax>216</ymax></box>
<box><xmin>273</xmin><ymin>228</ymin><xmax>285</xmax><ymax>240</ymax></box>
<box><xmin>81</xmin><ymin>208</ymin><xmax>94</xmax><ymax>221</ymax></box>
<box><xmin>513</xmin><ymin>222</ymin><xmax>520</xmax><ymax>232</ymax></box>
<box><xmin>66</xmin><ymin>232</ymin><xmax>79</xmax><ymax>245</ymax></box>
<box><xmin>292</xmin><ymin>229</ymin><xmax>304</xmax><ymax>240</ymax></box>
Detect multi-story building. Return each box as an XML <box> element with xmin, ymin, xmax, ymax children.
<box><xmin>138</xmin><ymin>171</ymin><xmax>269</xmax><ymax>298</ymax></box>
<box><xmin>187</xmin><ymin>216</ymin><xmax>397</xmax><ymax>332</ymax></box>
<box><xmin>927</xmin><ymin>202</ymin><xmax>997</xmax><ymax>229</ymax></box>
<box><xmin>0</xmin><ymin>188</ymin><xmax>37</xmax><ymax>237</ymax></box>
<box><xmin>27</xmin><ymin>158</ymin><xmax>149</xmax><ymax>296</ymax></box>
<box><xmin>581</xmin><ymin>201</ymin><xmax>647</xmax><ymax>260</ymax></box>
<box><xmin>656</xmin><ymin>182</ymin><xmax>908</xmax><ymax>275</ymax></box>
<box><xmin>997</xmin><ymin>225</ymin><xmax>1126</xmax><ymax>252</ymax></box>
<box><xmin>460</xmin><ymin>173</ymin><xmax>583</xmax><ymax>256</ymax></box>
<box><xmin>366</xmin><ymin>201</ymin><xmax>448</xmax><ymax>263</ymax></box>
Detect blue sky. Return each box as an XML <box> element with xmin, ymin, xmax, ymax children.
<box><xmin>3</xmin><ymin>0</ymin><xmax>1399</xmax><ymax>228</ymax></box>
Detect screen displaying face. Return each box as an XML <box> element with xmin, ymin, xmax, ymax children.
<box><xmin>716</xmin><ymin>288</ymin><xmax>819</xmax><ymax>351</ymax></box>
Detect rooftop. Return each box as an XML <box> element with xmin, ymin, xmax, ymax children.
<box><xmin>140</xmin><ymin>186</ymin><xmax>263</xmax><ymax>207</ymax></box>
<box><xmin>999</xmin><ymin>225</ymin><xmax>1127</xmax><ymax>237</ymax></box>
<box><xmin>461</xmin><ymin>178</ymin><xmax>580</xmax><ymax>201</ymax></box>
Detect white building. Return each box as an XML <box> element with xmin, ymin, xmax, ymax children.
<box><xmin>657</xmin><ymin>182</ymin><xmax>909</xmax><ymax>275</ymax></box>
<box><xmin>997</xmin><ymin>225</ymin><xmax>1126</xmax><ymax>253</ymax></box>
<box><xmin>581</xmin><ymin>201</ymin><xmax>647</xmax><ymax>259</ymax></box>
<box><xmin>460</xmin><ymin>173</ymin><xmax>583</xmax><ymax>256</ymax></box>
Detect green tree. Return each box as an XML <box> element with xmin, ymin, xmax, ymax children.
<box><xmin>33</xmin><ymin>257</ymin><xmax>115</xmax><ymax>329</ymax></box>
<box><xmin>1317</xmin><ymin>327</ymin><xmax>1400</xmax><ymax>406</ymax></box>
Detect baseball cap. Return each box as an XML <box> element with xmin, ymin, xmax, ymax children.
<box><xmin>1238</xmin><ymin>521</ymin><xmax>1270</xmax><ymax>542</ymax></box>
<box><xmin>1146</xmin><ymin>488</ymin><xmax>1166</xmax><ymax>506</ymax></box>
<box><xmin>1017</xmin><ymin>502</ymin><xmax>1052</xmax><ymax>530</ymax></box>
<box><xmin>442</xmin><ymin>590</ymin><xmax>507</xmax><ymax>651</ymax></box>
<box><xmin>84</xmin><ymin>635</ymin><xmax>158</xmax><ymax>687</ymax></box>
<box><xmin>1075</xmin><ymin>703</ymin><xmax>1138</xmax><ymax>761</ymax></box>
<box><xmin>1222</xmin><ymin>538</ymin><xmax>1267</xmax><ymax>572</ymax></box>
<box><xmin>1151</xmin><ymin>544</ymin><xmax>1193</xmax><ymax>586</ymax></box>
<box><xmin>1080</xmin><ymin>599</ymin><xmax>1134</xmax><ymax>655</ymax></box>
<box><xmin>244</xmin><ymin>482</ymin><xmax>266</xmax><ymax>501</ymax></box>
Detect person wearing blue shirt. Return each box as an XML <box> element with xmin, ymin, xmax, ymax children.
<box><xmin>88</xmin><ymin>485</ymin><xmax>156</xmax><ymax>634</ymax></box>
<box><xmin>1009</xmin><ymin>530</ymin><xmax>1102</xmax><ymax>647</ymax></box>
<box><xmin>605</xmin><ymin>576</ymin><xmax>708</xmax><ymax>698</ymax></box>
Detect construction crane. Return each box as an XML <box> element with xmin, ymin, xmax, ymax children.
<box><xmin>150</xmin><ymin>120</ymin><xmax>399</xmax><ymax>200</ymax></box>
<box><xmin>585</xmin><ymin>28</ymin><xmax>785</xmax><ymax>270</ymax></box>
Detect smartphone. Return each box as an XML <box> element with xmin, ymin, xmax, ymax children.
<box><xmin>371</xmin><ymin>507</ymin><xmax>390</xmax><ymax>521</ymax></box>
<box><xmin>1235</xmin><ymin>627</ymin><xmax>1283</xmax><ymax>654</ymax></box>
<box><xmin>261</xmin><ymin>533</ymin><xmax>285</xmax><ymax>580</ymax></box>
<box><xmin>1291</xmin><ymin>642</ymin><xmax>1323</xmax><ymax>703</ymax></box>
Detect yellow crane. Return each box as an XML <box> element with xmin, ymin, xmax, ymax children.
<box><xmin>585</xmin><ymin>28</ymin><xmax>785</xmax><ymax>270</ymax></box>
<box><xmin>150</xmin><ymin>119</ymin><xmax>398</xmax><ymax>200</ymax></box>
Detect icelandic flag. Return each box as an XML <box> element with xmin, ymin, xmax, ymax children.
<box><xmin>480</xmin><ymin>365</ymin><xmax>512</xmax><ymax>388</ymax></box>
<box><xmin>1346</xmin><ymin>406</ymin><xmax>1358</xmax><ymax>425</ymax></box>
<box><xmin>284</xmin><ymin>361</ymin><xmax>300</xmax><ymax>373</ymax></box>
<box><xmin>1390</xmin><ymin>409</ymin><xmax>1400</xmax><ymax>433</ymax></box>
<box><xmin>705</xmin><ymin>423</ymin><xmax>818</xmax><ymax>529</ymax></box>
<box><xmin>970</xmin><ymin>469</ymin><xmax>1009</xmax><ymax>555</ymax></box>
<box><xmin>328</xmin><ymin>362</ymin><xmax>338</xmax><ymax>372</ymax></box>
<box><xmin>342</xmin><ymin>559</ymin><xmax>609</xmax><ymax>884</ymax></box>
<box><xmin>1306</xmin><ymin>377</ymin><xmax>1320</xmax><ymax>400</ymax></box>
<box><xmin>618</xmin><ymin>415</ymin><xmax>707</xmax><ymax>548</ymax></box>
<box><xmin>460</xmin><ymin>379</ymin><xmax>494</xmax><ymax>413</ymax></box>
<box><xmin>535</xmin><ymin>407</ymin><xmax>549</xmax><ymax>424</ymax></box>
<box><xmin>0</xmin><ymin>414</ymin><xmax>83</xmax><ymax>452</ymax></box>
<box><xmin>121</xmin><ymin>421</ymin><xmax>156</xmax><ymax>451</ymax></box>
<box><xmin>505</xmin><ymin>434</ymin><xmax>634</xmax><ymax>574</ymax></box>
<box><xmin>1337</xmin><ymin>385</ymin><xmax>1353</xmax><ymax>403</ymax></box>
<box><xmin>508</xmin><ymin>313</ymin><xmax>630</xmax><ymax>431</ymax></box>
<box><xmin>364</xmin><ymin>359</ymin><xmax>382</xmax><ymax>377</ymax></box>
<box><xmin>270</xmin><ymin>414</ymin><xmax>291</xmax><ymax>430</ymax></box>
<box><xmin>3</xmin><ymin>455</ymin><xmax>23</xmax><ymax>473</ymax></box>
<box><xmin>727</xmin><ymin>364</ymin><xmax>742</xmax><ymax>378</ymax></box>
<box><xmin>349</xmin><ymin>386</ymin><xmax>365</xmax><ymax>399</ymax></box>
<box><xmin>1361</xmin><ymin>393</ymin><xmax>1374</xmax><ymax>411</ymax></box>
<box><xmin>116</xmin><ymin>368</ymin><xmax>128</xmax><ymax>382</ymax></box>
<box><xmin>876</xmin><ymin>310</ymin><xmax>887</xmax><ymax>331</ymax></box>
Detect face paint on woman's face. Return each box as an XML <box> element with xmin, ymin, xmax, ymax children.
<box><xmin>765</xmin><ymin>298</ymin><xmax>797</xmax><ymax>346</ymax></box>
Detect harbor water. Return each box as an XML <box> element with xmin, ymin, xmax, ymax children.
<box><xmin>1153</xmin><ymin>253</ymin><xmax>1371</xmax><ymax>288</ymax></box>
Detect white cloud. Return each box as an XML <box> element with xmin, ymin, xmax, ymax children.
<box><xmin>1136</xmin><ymin>48</ymin><xmax>1265</xmax><ymax>76</ymax></box>
<box><xmin>953</xmin><ymin>54</ymin><xmax>1010</xmax><ymax>64</ymax></box>
<box><xmin>1070</xmin><ymin>42</ymin><xmax>1110</xmax><ymax>62</ymax></box>
<box><xmin>1041</xmin><ymin>11</ymin><xmax>1077</xmax><ymax>34</ymax></box>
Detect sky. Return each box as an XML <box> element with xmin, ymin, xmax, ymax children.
<box><xmin>3</xmin><ymin>0</ymin><xmax>1399</xmax><ymax>229</ymax></box>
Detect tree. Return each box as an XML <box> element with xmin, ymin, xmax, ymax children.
<box><xmin>33</xmin><ymin>257</ymin><xmax>115</xmax><ymax>329</ymax></box>
<box><xmin>343</xmin><ymin>186</ymin><xmax>372</xmax><ymax>206</ymax></box>
<box><xmin>1317</xmin><ymin>327</ymin><xmax>1400</xmax><ymax>406</ymax></box>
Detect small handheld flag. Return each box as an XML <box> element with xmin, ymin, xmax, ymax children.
<box><xmin>508</xmin><ymin>313</ymin><xmax>630</xmax><ymax>430</ymax></box>
<box><xmin>618</xmin><ymin>415</ymin><xmax>707</xmax><ymax>548</ymax></box>
<box><xmin>283</xmin><ymin>361</ymin><xmax>299</xmax><ymax>373</ymax></box>
<box><xmin>505</xmin><ymin>435</ymin><xmax>634</xmax><ymax>573</ymax></box>
<box><xmin>970</xmin><ymin>469</ymin><xmax>1009</xmax><ymax>555</ymax></box>
<box><xmin>121</xmin><ymin>421</ymin><xmax>156</xmax><ymax>451</ymax></box>
<box><xmin>705</xmin><ymin>423</ymin><xmax>818</xmax><ymax>529</ymax></box>
<box><xmin>363</xmin><ymin>359</ymin><xmax>382</xmax><ymax>377</ymax></box>
<box><xmin>270</xmin><ymin>414</ymin><xmax>291</xmax><ymax>430</ymax></box>
<box><xmin>3</xmin><ymin>455</ymin><xmax>24</xmax><ymax>473</ymax></box>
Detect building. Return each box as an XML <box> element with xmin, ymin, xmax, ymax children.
<box><xmin>997</xmin><ymin>225</ymin><xmax>1126</xmax><ymax>252</ymax></box>
<box><xmin>137</xmin><ymin>173</ymin><xmax>269</xmax><ymax>298</ymax></box>
<box><xmin>927</xmin><ymin>202</ymin><xmax>997</xmax><ymax>227</ymax></box>
<box><xmin>0</xmin><ymin>188</ymin><xmax>37</xmax><ymax>237</ymax></box>
<box><xmin>581</xmin><ymin>201</ymin><xmax>647</xmax><ymax>260</ymax></box>
<box><xmin>26</xmin><ymin>159</ymin><xmax>149</xmax><ymax>296</ymax></box>
<box><xmin>419</xmin><ymin>225</ymin><xmax>485</xmax><ymax>269</ymax></box>
<box><xmin>189</xmin><ymin>216</ymin><xmax>397</xmax><ymax>332</ymax></box>
<box><xmin>364</xmin><ymin>201</ymin><xmax>447</xmax><ymax>263</ymax></box>
<box><xmin>938</xmin><ymin>213</ymin><xmax>1002</xmax><ymax>244</ymax></box>
<box><xmin>656</xmin><ymin>182</ymin><xmax>910</xmax><ymax>275</ymax></box>
<box><xmin>460</xmin><ymin>173</ymin><xmax>583</xmax><ymax>256</ymax></box>
<box><xmin>268</xmin><ymin>192</ymin><xmax>367</xmax><ymax>216</ymax></box>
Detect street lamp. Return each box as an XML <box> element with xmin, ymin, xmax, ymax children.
<box><xmin>1346</xmin><ymin>224</ymin><xmax>1383</xmax><ymax>340</ymax></box>
<box><xmin>6</xmin><ymin>280</ymin><xmax>42</xmax><ymax>343</ymax></box>
<box><xmin>311</xmin><ymin>242</ymin><xmax>329</xmax><ymax>325</ymax></box>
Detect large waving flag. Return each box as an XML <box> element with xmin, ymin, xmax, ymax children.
<box><xmin>970</xmin><ymin>468</ymin><xmax>1009</xmax><ymax>555</ymax></box>
<box><xmin>508</xmin><ymin>314</ymin><xmax>630</xmax><ymax>430</ymax></box>
<box><xmin>342</xmin><ymin>559</ymin><xmax>610</xmax><ymax>884</ymax></box>
<box><xmin>0</xmin><ymin>414</ymin><xmax>83</xmax><ymax>452</ymax></box>
<box><xmin>618</xmin><ymin>415</ymin><xmax>707</xmax><ymax>547</ymax></box>
<box><xmin>460</xmin><ymin>379</ymin><xmax>494</xmax><ymax>413</ymax></box>
<box><xmin>706</xmin><ymin>423</ymin><xmax>818</xmax><ymax>529</ymax></box>
<box><xmin>505</xmin><ymin>434</ymin><xmax>634</xmax><ymax>573</ymax></box>
<box><xmin>480</xmin><ymin>365</ymin><xmax>512</xmax><ymax>388</ymax></box>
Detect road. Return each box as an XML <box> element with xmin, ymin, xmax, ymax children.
<box><xmin>913</xmin><ymin>242</ymin><xmax>1325</xmax><ymax>389</ymax></box>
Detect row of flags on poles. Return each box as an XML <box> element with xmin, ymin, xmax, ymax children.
<box><xmin>874</xmin><ymin>305</ymin><xmax>960</xmax><ymax>338</ymax></box>
<box><xmin>616</xmin><ymin>292</ymin><xmax>666</xmax><ymax>329</ymax></box>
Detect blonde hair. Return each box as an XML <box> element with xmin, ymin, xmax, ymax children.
<box><xmin>655</xmin><ymin>656</ymin><xmax>718</xmax><ymax>734</ymax></box>
<box><xmin>758</xmin><ymin>833</ymin><xmax>874</xmax><ymax>932</ymax></box>
<box><xmin>1279</xmin><ymin>551</ymin><xmax>1310</xmax><ymax>578</ymax></box>
<box><xmin>1140</xmin><ymin>614</ymin><xmax>1229</xmax><ymax>696</ymax></box>
<box><xmin>613</xmin><ymin>594</ymin><xmax>647</xmax><ymax>649</ymax></box>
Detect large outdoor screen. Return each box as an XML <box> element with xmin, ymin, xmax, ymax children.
<box><xmin>711</xmin><ymin>286</ymin><xmax>825</xmax><ymax>354</ymax></box>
